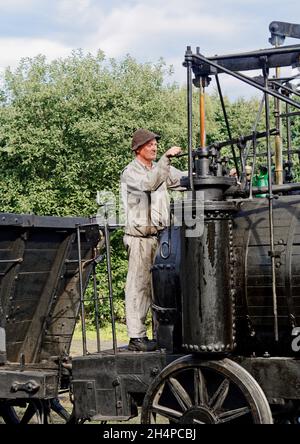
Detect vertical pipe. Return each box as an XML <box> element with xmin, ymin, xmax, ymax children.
<box><xmin>286</xmin><ymin>102</ymin><xmax>292</xmax><ymax>179</ymax></box>
<box><xmin>215</xmin><ymin>74</ymin><xmax>240</xmax><ymax>177</ymax></box>
<box><xmin>274</xmin><ymin>66</ymin><xmax>283</xmax><ymax>185</ymax></box>
<box><xmin>104</xmin><ymin>209</ymin><xmax>117</xmax><ymax>354</ymax></box>
<box><xmin>249</xmin><ymin>132</ymin><xmax>257</xmax><ymax>200</ymax></box>
<box><xmin>186</xmin><ymin>47</ymin><xmax>194</xmax><ymax>192</ymax></box>
<box><xmin>244</xmin><ymin>97</ymin><xmax>264</xmax><ymax>162</ymax></box>
<box><xmin>76</xmin><ymin>224</ymin><xmax>87</xmax><ymax>355</ymax></box>
<box><xmin>199</xmin><ymin>79</ymin><xmax>206</xmax><ymax>148</ymax></box>
<box><xmin>92</xmin><ymin>261</ymin><xmax>101</xmax><ymax>353</ymax></box>
<box><xmin>263</xmin><ymin>67</ymin><xmax>279</xmax><ymax>342</ymax></box>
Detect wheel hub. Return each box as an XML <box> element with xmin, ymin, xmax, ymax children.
<box><xmin>180</xmin><ymin>406</ymin><xmax>217</xmax><ymax>424</ymax></box>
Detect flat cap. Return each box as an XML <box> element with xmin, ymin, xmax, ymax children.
<box><xmin>131</xmin><ymin>128</ymin><xmax>160</xmax><ymax>151</ymax></box>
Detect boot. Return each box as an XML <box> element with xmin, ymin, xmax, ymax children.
<box><xmin>128</xmin><ymin>337</ymin><xmax>157</xmax><ymax>352</ymax></box>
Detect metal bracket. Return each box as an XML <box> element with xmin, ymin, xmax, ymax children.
<box><xmin>11</xmin><ymin>379</ymin><xmax>40</xmax><ymax>394</ymax></box>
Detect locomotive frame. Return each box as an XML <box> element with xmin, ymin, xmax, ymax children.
<box><xmin>1</xmin><ymin>21</ymin><xmax>300</xmax><ymax>424</ymax></box>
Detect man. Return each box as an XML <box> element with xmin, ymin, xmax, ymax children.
<box><xmin>229</xmin><ymin>168</ymin><xmax>237</xmax><ymax>178</ymax></box>
<box><xmin>121</xmin><ymin>128</ymin><xmax>185</xmax><ymax>351</ymax></box>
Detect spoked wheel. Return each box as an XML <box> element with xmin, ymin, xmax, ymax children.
<box><xmin>0</xmin><ymin>397</ymin><xmax>71</xmax><ymax>424</ymax></box>
<box><xmin>0</xmin><ymin>399</ymin><xmax>46</xmax><ymax>424</ymax></box>
<box><xmin>141</xmin><ymin>356</ymin><xmax>273</xmax><ymax>424</ymax></box>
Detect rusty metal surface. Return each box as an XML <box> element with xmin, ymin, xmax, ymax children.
<box><xmin>0</xmin><ymin>367</ymin><xmax>58</xmax><ymax>399</ymax></box>
<box><xmin>233</xmin><ymin>196</ymin><xmax>300</xmax><ymax>355</ymax></box>
<box><xmin>181</xmin><ymin>206</ymin><xmax>236</xmax><ymax>353</ymax></box>
<box><xmin>237</xmin><ymin>357</ymin><xmax>300</xmax><ymax>401</ymax></box>
<box><xmin>71</xmin><ymin>350</ymin><xmax>167</xmax><ymax>421</ymax></box>
<box><xmin>0</xmin><ymin>218</ymin><xmax>100</xmax><ymax>364</ymax></box>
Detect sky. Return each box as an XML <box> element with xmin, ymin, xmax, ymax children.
<box><xmin>0</xmin><ymin>0</ymin><xmax>299</xmax><ymax>99</ymax></box>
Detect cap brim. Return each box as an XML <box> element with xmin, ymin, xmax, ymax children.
<box><xmin>132</xmin><ymin>133</ymin><xmax>161</xmax><ymax>151</ymax></box>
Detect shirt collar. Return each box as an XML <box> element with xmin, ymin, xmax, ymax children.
<box><xmin>134</xmin><ymin>158</ymin><xmax>157</xmax><ymax>170</ymax></box>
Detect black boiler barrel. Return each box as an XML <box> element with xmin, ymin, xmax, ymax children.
<box><xmin>181</xmin><ymin>201</ymin><xmax>237</xmax><ymax>353</ymax></box>
<box><xmin>233</xmin><ymin>196</ymin><xmax>300</xmax><ymax>355</ymax></box>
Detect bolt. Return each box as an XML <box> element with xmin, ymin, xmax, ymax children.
<box><xmin>151</xmin><ymin>367</ymin><xmax>159</xmax><ymax>377</ymax></box>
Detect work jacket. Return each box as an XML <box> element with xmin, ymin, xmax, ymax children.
<box><xmin>121</xmin><ymin>154</ymin><xmax>185</xmax><ymax>237</ymax></box>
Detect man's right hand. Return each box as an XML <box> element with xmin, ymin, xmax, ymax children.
<box><xmin>165</xmin><ymin>146</ymin><xmax>182</xmax><ymax>158</ymax></box>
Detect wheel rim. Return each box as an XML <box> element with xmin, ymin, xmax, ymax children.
<box><xmin>141</xmin><ymin>356</ymin><xmax>273</xmax><ymax>424</ymax></box>
<box><xmin>0</xmin><ymin>399</ymin><xmax>45</xmax><ymax>424</ymax></box>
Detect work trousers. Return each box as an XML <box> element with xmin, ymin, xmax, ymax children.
<box><xmin>123</xmin><ymin>234</ymin><xmax>159</xmax><ymax>338</ymax></box>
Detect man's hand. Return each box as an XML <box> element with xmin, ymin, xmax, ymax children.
<box><xmin>165</xmin><ymin>146</ymin><xmax>182</xmax><ymax>158</ymax></box>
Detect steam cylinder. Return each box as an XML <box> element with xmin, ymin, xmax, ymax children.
<box><xmin>180</xmin><ymin>201</ymin><xmax>236</xmax><ymax>353</ymax></box>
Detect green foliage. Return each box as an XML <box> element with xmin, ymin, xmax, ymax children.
<box><xmin>0</xmin><ymin>50</ymin><xmax>299</xmax><ymax>327</ymax></box>
<box><xmin>83</xmin><ymin>229</ymin><xmax>128</xmax><ymax>327</ymax></box>
<box><xmin>0</xmin><ymin>51</ymin><xmax>182</xmax><ymax>215</ymax></box>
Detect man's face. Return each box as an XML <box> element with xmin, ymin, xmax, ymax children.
<box><xmin>136</xmin><ymin>138</ymin><xmax>158</xmax><ymax>162</ymax></box>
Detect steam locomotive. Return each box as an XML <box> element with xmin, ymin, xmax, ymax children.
<box><xmin>1</xmin><ymin>21</ymin><xmax>300</xmax><ymax>424</ymax></box>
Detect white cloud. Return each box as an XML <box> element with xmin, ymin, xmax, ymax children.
<box><xmin>56</xmin><ymin>0</ymin><xmax>100</xmax><ymax>25</ymax></box>
<box><xmin>0</xmin><ymin>0</ymin><xmax>297</xmax><ymax>100</ymax></box>
<box><xmin>90</xmin><ymin>3</ymin><xmax>243</xmax><ymax>58</ymax></box>
<box><xmin>0</xmin><ymin>0</ymin><xmax>38</xmax><ymax>11</ymax></box>
<box><xmin>0</xmin><ymin>37</ymin><xmax>72</xmax><ymax>70</ymax></box>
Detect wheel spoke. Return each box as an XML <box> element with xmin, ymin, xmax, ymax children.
<box><xmin>20</xmin><ymin>403</ymin><xmax>38</xmax><ymax>424</ymax></box>
<box><xmin>28</xmin><ymin>400</ymin><xmax>44</xmax><ymax>424</ymax></box>
<box><xmin>151</xmin><ymin>405</ymin><xmax>181</xmax><ymax>423</ymax></box>
<box><xmin>218</xmin><ymin>406</ymin><xmax>251</xmax><ymax>423</ymax></box>
<box><xmin>209</xmin><ymin>378</ymin><xmax>230</xmax><ymax>411</ymax></box>
<box><xmin>150</xmin><ymin>413</ymin><xmax>157</xmax><ymax>424</ymax></box>
<box><xmin>0</xmin><ymin>405</ymin><xmax>20</xmax><ymax>424</ymax></box>
<box><xmin>193</xmin><ymin>419</ymin><xmax>205</xmax><ymax>424</ymax></box>
<box><xmin>168</xmin><ymin>377</ymin><xmax>192</xmax><ymax>411</ymax></box>
<box><xmin>152</xmin><ymin>381</ymin><xmax>166</xmax><ymax>407</ymax></box>
<box><xmin>49</xmin><ymin>398</ymin><xmax>71</xmax><ymax>422</ymax></box>
<box><xmin>194</xmin><ymin>368</ymin><xmax>208</xmax><ymax>406</ymax></box>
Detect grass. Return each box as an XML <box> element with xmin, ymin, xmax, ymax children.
<box><xmin>73</xmin><ymin>322</ymin><xmax>153</xmax><ymax>344</ymax></box>
<box><xmin>73</xmin><ymin>322</ymin><xmax>129</xmax><ymax>342</ymax></box>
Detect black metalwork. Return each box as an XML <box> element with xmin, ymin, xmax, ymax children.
<box><xmin>263</xmin><ymin>62</ymin><xmax>279</xmax><ymax>342</ymax></box>
<box><xmin>215</xmin><ymin>73</ymin><xmax>240</xmax><ymax>176</ymax></box>
<box><xmin>103</xmin><ymin>206</ymin><xmax>118</xmax><ymax>355</ymax></box>
<box><xmin>186</xmin><ymin>46</ymin><xmax>194</xmax><ymax>192</ymax></box>
<box><xmin>269</xmin><ymin>21</ymin><xmax>300</xmax><ymax>45</ymax></box>
<box><xmin>141</xmin><ymin>356</ymin><xmax>273</xmax><ymax>424</ymax></box>
<box><xmin>77</xmin><ymin>224</ymin><xmax>87</xmax><ymax>356</ymax></box>
<box><xmin>92</xmin><ymin>262</ymin><xmax>101</xmax><ymax>353</ymax></box>
<box><xmin>2</xmin><ymin>21</ymin><xmax>300</xmax><ymax>426</ymax></box>
<box><xmin>188</xmin><ymin>50</ymin><xmax>300</xmax><ymax>110</ymax></box>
